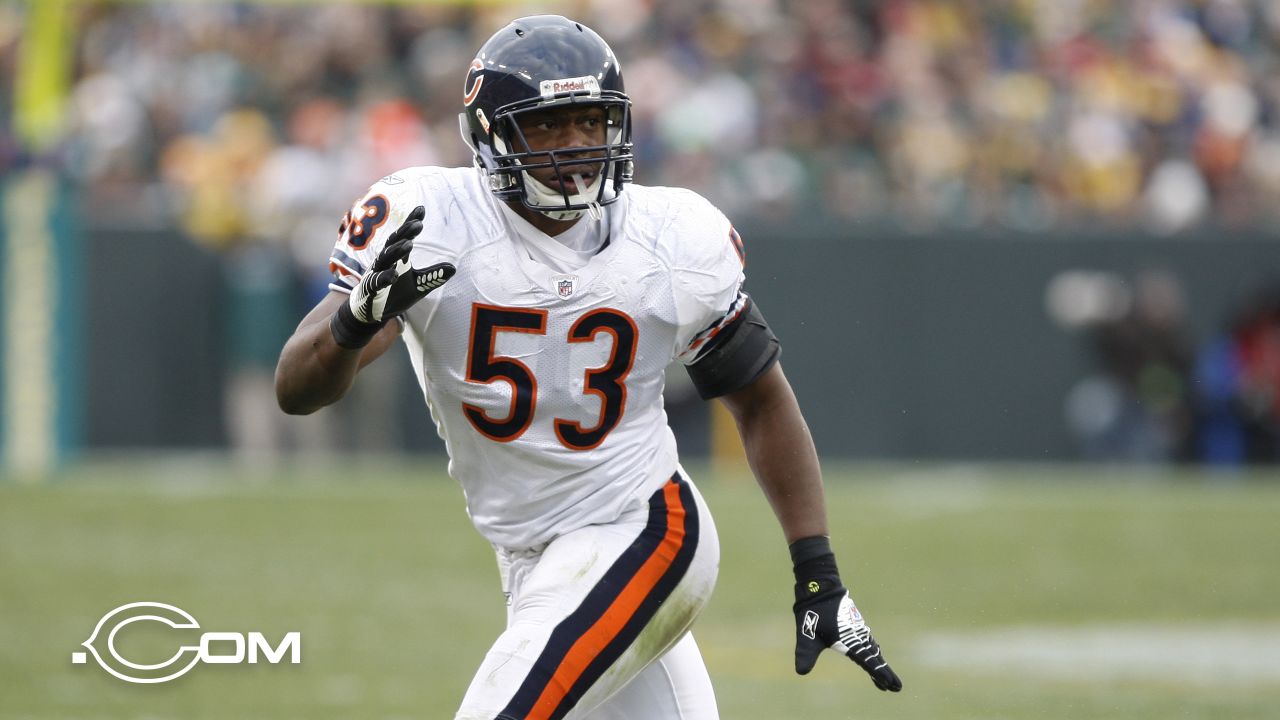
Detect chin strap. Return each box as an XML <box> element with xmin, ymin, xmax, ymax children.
<box><xmin>521</xmin><ymin>170</ymin><xmax>606</xmax><ymax>222</ymax></box>
<box><xmin>571</xmin><ymin>173</ymin><xmax>604</xmax><ymax>221</ymax></box>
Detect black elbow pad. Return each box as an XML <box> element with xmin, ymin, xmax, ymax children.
<box><xmin>686</xmin><ymin>298</ymin><xmax>781</xmax><ymax>399</ymax></box>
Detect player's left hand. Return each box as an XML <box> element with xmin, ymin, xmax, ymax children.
<box><xmin>790</xmin><ymin>536</ymin><xmax>902</xmax><ymax>692</ymax></box>
<box><xmin>793</xmin><ymin>582</ymin><xmax>902</xmax><ymax>691</ymax></box>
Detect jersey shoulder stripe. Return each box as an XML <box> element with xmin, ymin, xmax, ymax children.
<box><xmin>327</xmin><ymin>248</ymin><xmax>368</xmax><ymax>292</ymax></box>
<box><xmin>686</xmin><ymin>290</ymin><xmax>748</xmax><ymax>357</ymax></box>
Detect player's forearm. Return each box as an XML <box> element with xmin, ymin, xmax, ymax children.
<box><xmin>274</xmin><ymin>312</ymin><xmax>399</xmax><ymax>415</ymax></box>
<box><xmin>275</xmin><ymin>319</ymin><xmax>360</xmax><ymax>415</ymax></box>
<box><xmin>721</xmin><ymin>364</ymin><xmax>830</xmax><ymax>543</ymax></box>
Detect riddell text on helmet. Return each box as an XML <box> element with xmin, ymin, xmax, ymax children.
<box><xmin>539</xmin><ymin>76</ymin><xmax>600</xmax><ymax>98</ymax></box>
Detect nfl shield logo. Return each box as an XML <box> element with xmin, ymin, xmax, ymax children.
<box><xmin>554</xmin><ymin>274</ymin><xmax>578</xmax><ymax>299</ymax></box>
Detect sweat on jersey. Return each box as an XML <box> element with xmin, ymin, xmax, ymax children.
<box><xmin>328</xmin><ymin>166</ymin><xmax>748</xmax><ymax>550</ymax></box>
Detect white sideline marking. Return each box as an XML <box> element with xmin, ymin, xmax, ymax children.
<box><xmin>916</xmin><ymin>623</ymin><xmax>1280</xmax><ymax>685</ymax></box>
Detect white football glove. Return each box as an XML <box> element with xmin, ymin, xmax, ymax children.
<box><xmin>330</xmin><ymin>205</ymin><xmax>455</xmax><ymax>348</ymax></box>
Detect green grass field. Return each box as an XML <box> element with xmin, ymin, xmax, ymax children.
<box><xmin>2</xmin><ymin>458</ymin><xmax>1279</xmax><ymax>719</ymax></box>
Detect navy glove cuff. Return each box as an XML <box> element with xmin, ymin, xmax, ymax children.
<box><xmin>790</xmin><ymin>535</ymin><xmax>844</xmax><ymax>602</ymax></box>
<box><xmin>790</xmin><ymin>535</ymin><xmax>840</xmax><ymax>579</ymax></box>
<box><xmin>330</xmin><ymin>301</ymin><xmax>385</xmax><ymax>350</ymax></box>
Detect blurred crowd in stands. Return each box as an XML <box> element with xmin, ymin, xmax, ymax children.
<box><xmin>18</xmin><ymin>0</ymin><xmax>1280</xmax><ymax>241</ymax></box>
<box><xmin>5</xmin><ymin>0</ymin><xmax>1280</xmax><ymax>464</ymax></box>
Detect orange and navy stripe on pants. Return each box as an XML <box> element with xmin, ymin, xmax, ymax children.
<box><xmin>496</xmin><ymin>473</ymin><xmax>700</xmax><ymax>720</ymax></box>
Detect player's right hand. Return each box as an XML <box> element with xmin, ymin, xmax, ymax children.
<box><xmin>330</xmin><ymin>205</ymin><xmax>455</xmax><ymax>349</ymax></box>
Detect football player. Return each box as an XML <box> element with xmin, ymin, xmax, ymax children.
<box><xmin>275</xmin><ymin>15</ymin><xmax>901</xmax><ymax>719</ymax></box>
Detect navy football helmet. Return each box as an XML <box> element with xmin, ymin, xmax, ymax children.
<box><xmin>459</xmin><ymin>15</ymin><xmax>633</xmax><ymax>221</ymax></box>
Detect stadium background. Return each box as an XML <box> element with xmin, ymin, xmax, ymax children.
<box><xmin>2</xmin><ymin>1</ymin><xmax>1279</xmax><ymax>719</ymax></box>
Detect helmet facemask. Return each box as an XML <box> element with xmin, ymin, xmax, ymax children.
<box><xmin>466</xmin><ymin>94</ymin><xmax>633</xmax><ymax>222</ymax></box>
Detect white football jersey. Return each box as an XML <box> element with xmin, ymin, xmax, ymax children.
<box><xmin>328</xmin><ymin>166</ymin><xmax>747</xmax><ymax>549</ymax></box>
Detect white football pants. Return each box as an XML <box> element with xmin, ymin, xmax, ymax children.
<box><xmin>455</xmin><ymin>471</ymin><xmax>721</xmax><ymax>720</ymax></box>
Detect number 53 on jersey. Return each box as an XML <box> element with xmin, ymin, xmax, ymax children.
<box><xmin>464</xmin><ymin>304</ymin><xmax>638</xmax><ymax>451</ymax></box>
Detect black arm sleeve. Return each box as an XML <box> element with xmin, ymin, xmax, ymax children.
<box><xmin>686</xmin><ymin>297</ymin><xmax>781</xmax><ymax>399</ymax></box>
